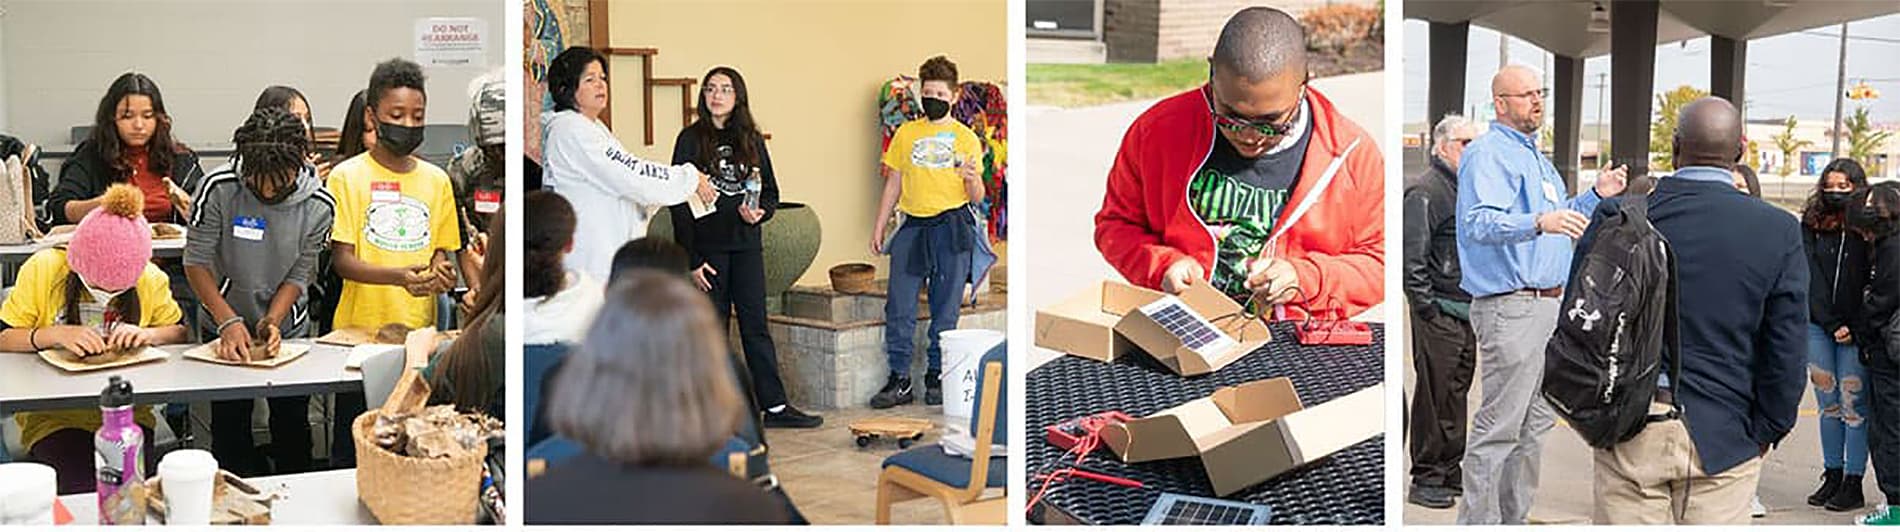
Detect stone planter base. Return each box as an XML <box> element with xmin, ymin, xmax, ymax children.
<box><xmin>730</xmin><ymin>281</ymin><xmax>1007</xmax><ymax>410</ymax></box>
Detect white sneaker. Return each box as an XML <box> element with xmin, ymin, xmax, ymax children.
<box><xmin>1751</xmin><ymin>495</ymin><xmax>1767</xmax><ymax>518</ymax></box>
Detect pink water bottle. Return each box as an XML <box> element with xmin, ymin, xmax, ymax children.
<box><xmin>95</xmin><ymin>376</ymin><xmax>145</xmax><ymax>525</ymax></box>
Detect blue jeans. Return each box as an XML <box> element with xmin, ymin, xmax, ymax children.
<box><xmin>883</xmin><ymin>216</ymin><xmax>971</xmax><ymax>376</ymax></box>
<box><xmin>1810</xmin><ymin>323</ymin><xmax>1868</xmax><ymax>475</ymax></box>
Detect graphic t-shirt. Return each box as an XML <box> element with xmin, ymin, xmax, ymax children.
<box><xmin>327</xmin><ymin>153</ymin><xmax>461</xmax><ymax>330</ymax></box>
<box><xmin>4</xmin><ymin>248</ymin><xmax>180</xmax><ymax>448</ymax></box>
<box><xmin>882</xmin><ymin>119</ymin><xmax>983</xmax><ymax>217</ymax></box>
<box><xmin>1190</xmin><ymin>110</ymin><xmax>1311</xmax><ymax>298</ymax></box>
<box><xmin>709</xmin><ymin>130</ymin><xmax>757</xmax><ymax>197</ymax></box>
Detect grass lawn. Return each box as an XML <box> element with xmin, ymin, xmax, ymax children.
<box><xmin>1027</xmin><ymin>58</ymin><xmax>1207</xmax><ymax>108</ymax></box>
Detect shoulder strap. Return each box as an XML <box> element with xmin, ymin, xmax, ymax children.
<box><xmin>1663</xmin><ymin>228</ymin><xmax>1683</xmax><ymax>412</ymax></box>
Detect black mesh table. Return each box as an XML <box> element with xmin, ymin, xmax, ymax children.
<box><xmin>1027</xmin><ymin>322</ymin><xmax>1385</xmax><ymax>525</ymax></box>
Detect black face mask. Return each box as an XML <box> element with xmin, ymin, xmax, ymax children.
<box><xmin>922</xmin><ymin>97</ymin><xmax>951</xmax><ymax>121</ymax></box>
<box><xmin>376</xmin><ymin>122</ymin><xmax>425</xmax><ymax>157</ymax></box>
<box><xmin>1824</xmin><ymin>191</ymin><xmax>1853</xmax><ymax>207</ymax></box>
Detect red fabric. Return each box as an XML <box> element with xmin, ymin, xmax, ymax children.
<box><xmin>1093</xmin><ymin>85</ymin><xmax>1385</xmax><ymax>318</ymax></box>
<box><xmin>122</xmin><ymin>146</ymin><xmax>172</xmax><ymax>222</ymax></box>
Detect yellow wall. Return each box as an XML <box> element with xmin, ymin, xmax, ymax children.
<box><xmin>607</xmin><ymin>0</ymin><xmax>1007</xmax><ymax>286</ymax></box>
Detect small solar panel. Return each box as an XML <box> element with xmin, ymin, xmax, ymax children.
<box><xmin>1139</xmin><ymin>297</ymin><xmax>1236</xmax><ymax>355</ymax></box>
<box><xmin>1141</xmin><ymin>493</ymin><xmax>1272</xmax><ymax>525</ymax></box>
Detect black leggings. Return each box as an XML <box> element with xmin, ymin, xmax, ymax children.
<box><xmin>29</xmin><ymin>427</ymin><xmax>155</xmax><ymax>495</ymax></box>
<box><xmin>210</xmin><ymin>396</ymin><xmax>313</xmax><ymax>476</ymax></box>
<box><xmin>702</xmin><ymin>248</ymin><xmax>788</xmax><ymax>410</ymax></box>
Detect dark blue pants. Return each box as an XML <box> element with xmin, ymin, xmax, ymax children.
<box><xmin>883</xmin><ymin>217</ymin><xmax>971</xmax><ymax>376</ymax></box>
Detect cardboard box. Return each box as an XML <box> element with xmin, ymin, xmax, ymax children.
<box><xmin>1035</xmin><ymin>280</ymin><xmax>1272</xmax><ymax>376</ymax></box>
<box><xmin>1032</xmin><ymin>280</ymin><xmax>1156</xmax><ymax>363</ymax></box>
<box><xmin>1100</xmin><ymin>378</ymin><xmax>1385</xmax><ymax>496</ymax></box>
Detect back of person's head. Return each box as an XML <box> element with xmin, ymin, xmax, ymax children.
<box><xmin>609</xmin><ymin>237</ymin><xmax>690</xmax><ymax>286</ymax></box>
<box><xmin>232</xmin><ymin>107</ymin><xmax>310</xmax><ymax>203</ymax></box>
<box><xmin>337</xmin><ymin>89</ymin><xmax>373</xmax><ymax>161</ymax></box>
<box><xmin>526</xmin><ymin>191</ymin><xmax>577</xmax><ymax>299</ymax></box>
<box><xmin>253</xmin><ymin>85</ymin><xmax>308</xmax><ymax>116</ymax></box>
<box><xmin>1804</xmin><ymin>157</ymin><xmax>1870</xmax><ymax>231</ymax></box>
<box><xmin>547</xmin><ymin>47</ymin><xmax>606</xmax><ymax>112</ymax></box>
<box><xmin>1211</xmin><ymin>6</ymin><xmax>1306</xmax><ymax>83</ymax></box>
<box><xmin>90</xmin><ymin>72</ymin><xmax>184</xmax><ymax>180</ymax></box>
<box><xmin>547</xmin><ymin>272</ymin><xmax>742</xmax><ymax>466</ymax></box>
<box><xmin>1671</xmin><ymin>97</ymin><xmax>1743</xmax><ymax>169</ymax></box>
<box><xmin>367</xmin><ymin>58</ymin><xmax>427</xmax><ymax>110</ymax></box>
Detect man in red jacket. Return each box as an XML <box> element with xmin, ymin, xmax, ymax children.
<box><xmin>1094</xmin><ymin>6</ymin><xmax>1383</xmax><ymax>319</ymax></box>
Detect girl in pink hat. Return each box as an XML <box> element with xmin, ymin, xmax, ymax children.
<box><xmin>0</xmin><ymin>184</ymin><xmax>187</xmax><ymax>493</ymax></box>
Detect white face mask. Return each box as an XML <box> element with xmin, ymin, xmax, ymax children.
<box><xmin>80</xmin><ymin>277</ymin><xmax>127</xmax><ymax>305</ymax></box>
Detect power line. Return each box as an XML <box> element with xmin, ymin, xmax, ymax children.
<box><xmin>1798</xmin><ymin>30</ymin><xmax>1900</xmax><ymax>45</ymax></box>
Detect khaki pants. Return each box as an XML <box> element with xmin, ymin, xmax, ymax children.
<box><xmin>1593</xmin><ymin>402</ymin><xmax>1763</xmax><ymax>525</ymax></box>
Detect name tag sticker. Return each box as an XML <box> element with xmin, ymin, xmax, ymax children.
<box><xmin>474</xmin><ymin>190</ymin><xmax>501</xmax><ymax>214</ymax></box>
<box><xmin>1542</xmin><ymin>181</ymin><xmax>1561</xmax><ymax>203</ymax></box>
<box><xmin>372</xmin><ymin>181</ymin><xmax>401</xmax><ymax>204</ymax></box>
<box><xmin>233</xmin><ymin>216</ymin><xmax>266</xmax><ymax>241</ymax></box>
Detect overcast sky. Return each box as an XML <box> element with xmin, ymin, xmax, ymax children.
<box><xmin>1401</xmin><ymin>13</ymin><xmax>1900</xmax><ymax>125</ymax></box>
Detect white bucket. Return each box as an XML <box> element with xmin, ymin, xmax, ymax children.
<box><xmin>939</xmin><ymin>329</ymin><xmax>1005</xmax><ymax>428</ymax></box>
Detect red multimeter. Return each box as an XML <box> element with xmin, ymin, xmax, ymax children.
<box><xmin>1044</xmin><ymin>411</ymin><xmax>1134</xmax><ymax>451</ymax></box>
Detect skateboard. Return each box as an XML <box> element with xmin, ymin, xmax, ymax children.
<box><xmin>849</xmin><ymin>417</ymin><xmax>932</xmax><ymax>449</ymax></box>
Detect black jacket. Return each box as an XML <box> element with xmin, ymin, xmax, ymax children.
<box><xmin>1855</xmin><ymin>232</ymin><xmax>1900</xmax><ymax>365</ymax></box>
<box><xmin>668</xmin><ymin>126</ymin><xmax>779</xmax><ymax>264</ymax></box>
<box><xmin>0</xmin><ymin>134</ymin><xmax>52</xmax><ymax>232</ymax></box>
<box><xmin>1600</xmin><ymin>175</ymin><xmax>1807</xmax><ymax>475</ymax></box>
<box><xmin>1804</xmin><ymin>224</ymin><xmax>1869</xmax><ymax>332</ymax></box>
<box><xmin>1402</xmin><ymin>157</ymin><xmax>1467</xmax><ymax>318</ymax></box>
<box><xmin>46</xmin><ymin>139</ymin><xmax>203</xmax><ymax>226</ymax></box>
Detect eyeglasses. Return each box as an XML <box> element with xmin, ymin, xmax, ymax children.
<box><xmin>703</xmin><ymin>85</ymin><xmax>735</xmax><ymax>96</ymax></box>
<box><xmin>1499</xmin><ymin>88</ymin><xmax>1549</xmax><ymax>100</ymax></box>
<box><xmin>1208</xmin><ymin>66</ymin><xmax>1305</xmax><ymax>138</ymax></box>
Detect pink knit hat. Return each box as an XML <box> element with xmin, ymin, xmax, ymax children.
<box><xmin>67</xmin><ymin>184</ymin><xmax>152</xmax><ymax>291</ymax></box>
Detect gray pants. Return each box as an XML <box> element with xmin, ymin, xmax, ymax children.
<box><xmin>1457</xmin><ymin>292</ymin><xmax>1561</xmax><ymax>524</ymax></box>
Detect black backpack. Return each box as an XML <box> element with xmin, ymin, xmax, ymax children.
<box><xmin>1542</xmin><ymin>198</ymin><xmax>1681</xmax><ymax>449</ymax></box>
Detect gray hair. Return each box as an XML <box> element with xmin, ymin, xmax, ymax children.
<box><xmin>1432</xmin><ymin>114</ymin><xmax>1478</xmax><ymax>150</ymax></box>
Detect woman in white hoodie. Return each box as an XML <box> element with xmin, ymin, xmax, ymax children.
<box><xmin>541</xmin><ymin>46</ymin><xmax>715</xmax><ymax>282</ymax></box>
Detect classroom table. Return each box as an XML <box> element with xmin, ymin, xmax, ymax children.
<box><xmin>1025</xmin><ymin>322</ymin><xmax>1385</xmax><ymax>525</ymax></box>
<box><xmin>58</xmin><ymin>468</ymin><xmax>374</xmax><ymax>525</ymax></box>
<box><xmin>0</xmin><ymin>340</ymin><xmax>361</xmax><ymax>417</ymax></box>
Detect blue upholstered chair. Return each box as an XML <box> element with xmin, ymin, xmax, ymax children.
<box><xmin>875</xmin><ymin>342</ymin><xmax>1007</xmax><ymax>524</ymax></box>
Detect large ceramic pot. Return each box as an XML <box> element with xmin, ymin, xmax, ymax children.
<box><xmin>648</xmin><ymin>202</ymin><xmax>822</xmax><ymax>313</ymax></box>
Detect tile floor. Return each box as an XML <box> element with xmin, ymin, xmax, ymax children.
<box><xmin>767</xmin><ymin>402</ymin><xmax>1004</xmax><ymax>525</ymax></box>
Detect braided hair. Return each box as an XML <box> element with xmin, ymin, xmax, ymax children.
<box><xmin>233</xmin><ymin>107</ymin><xmax>310</xmax><ymax>203</ymax></box>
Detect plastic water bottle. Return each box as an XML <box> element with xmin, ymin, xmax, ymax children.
<box><xmin>743</xmin><ymin>168</ymin><xmax>763</xmax><ymax>212</ymax></box>
<box><xmin>95</xmin><ymin>376</ymin><xmax>145</xmax><ymax>525</ymax></box>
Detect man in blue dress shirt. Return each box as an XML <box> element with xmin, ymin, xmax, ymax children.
<box><xmin>1453</xmin><ymin>64</ymin><xmax>1629</xmax><ymax>524</ymax></box>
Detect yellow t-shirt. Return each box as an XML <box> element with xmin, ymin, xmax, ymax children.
<box><xmin>882</xmin><ymin>119</ymin><xmax>983</xmax><ymax>217</ymax></box>
<box><xmin>326</xmin><ymin>153</ymin><xmax>462</xmax><ymax>330</ymax></box>
<box><xmin>6</xmin><ymin>248</ymin><xmax>181</xmax><ymax>449</ymax></box>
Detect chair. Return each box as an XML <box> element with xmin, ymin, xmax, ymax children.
<box><xmin>360</xmin><ymin>348</ymin><xmax>407</xmax><ymax>410</ymax></box>
<box><xmin>523</xmin><ymin>343</ymin><xmax>571</xmax><ymax>448</ymax></box>
<box><xmin>875</xmin><ymin>342</ymin><xmax>1007</xmax><ymax>524</ymax></box>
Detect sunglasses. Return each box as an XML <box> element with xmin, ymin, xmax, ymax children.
<box><xmin>1208</xmin><ymin>66</ymin><xmax>1304</xmax><ymax>137</ymax></box>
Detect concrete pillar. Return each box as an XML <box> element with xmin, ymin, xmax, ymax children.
<box><xmin>1711</xmin><ymin>35</ymin><xmax>1747</xmax><ymax>113</ymax></box>
<box><xmin>1611</xmin><ymin>0</ymin><xmax>1660</xmax><ymax>177</ymax></box>
<box><xmin>1427</xmin><ymin>21</ymin><xmax>1470</xmax><ymax>133</ymax></box>
<box><xmin>1552</xmin><ymin>55</ymin><xmax>1585</xmax><ymax>193</ymax></box>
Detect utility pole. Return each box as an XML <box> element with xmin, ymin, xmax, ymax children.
<box><xmin>1500</xmin><ymin>33</ymin><xmax>1509</xmax><ymax>68</ymax></box>
<box><xmin>1596</xmin><ymin>72</ymin><xmax>1608</xmax><ymax>162</ymax></box>
<box><xmin>1831</xmin><ymin>22</ymin><xmax>1849</xmax><ymax>158</ymax></box>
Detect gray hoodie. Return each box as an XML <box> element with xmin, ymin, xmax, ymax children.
<box><xmin>184</xmin><ymin>161</ymin><xmax>336</xmax><ymax>338</ymax></box>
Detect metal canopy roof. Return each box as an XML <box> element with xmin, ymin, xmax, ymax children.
<box><xmin>1405</xmin><ymin>0</ymin><xmax>1900</xmax><ymax>57</ymax></box>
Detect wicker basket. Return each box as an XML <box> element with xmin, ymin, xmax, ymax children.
<box><xmin>351</xmin><ymin>410</ymin><xmax>485</xmax><ymax>525</ymax></box>
<box><xmin>829</xmin><ymin>262</ymin><xmax>876</xmax><ymax>294</ymax></box>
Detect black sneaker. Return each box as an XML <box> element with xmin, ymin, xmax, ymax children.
<box><xmin>1827</xmin><ymin>474</ymin><xmax>1867</xmax><ymax>512</ymax></box>
<box><xmin>1407</xmin><ymin>485</ymin><xmax>1456</xmax><ymax>509</ymax></box>
<box><xmin>763</xmin><ymin>405</ymin><xmax>824</xmax><ymax>429</ymax></box>
<box><xmin>870</xmin><ymin>375</ymin><xmax>913</xmax><ymax>409</ymax></box>
<box><xmin>924</xmin><ymin>371</ymin><xmax>943</xmax><ymax>406</ymax></box>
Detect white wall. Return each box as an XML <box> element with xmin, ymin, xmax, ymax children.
<box><xmin>1</xmin><ymin>0</ymin><xmax>502</xmax><ymax>148</ymax></box>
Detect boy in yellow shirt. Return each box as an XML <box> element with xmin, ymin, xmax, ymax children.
<box><xmin>328</xmin><ymin>58</ymin><xmax>461</xmax><ymax>331</ymax></box>
<box><xmin>1</xmin><ymin>185</ymin><xmax>186</xmax><ymax>493</ymax></box>
<box><xmin>867</xmin><ymin>55</ymin><xmax>986</xmax><ymax>409</ymax></box>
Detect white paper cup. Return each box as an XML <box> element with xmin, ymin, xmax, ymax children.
<box><xmin>0</xmin><ymin>462</ymin><xmax>57</xmax><ymax>525</ymax></box>
<box><xmin>157</xmin><ymin>449</ymin><xmax>218</xmax><ymax>525</ymax></box>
